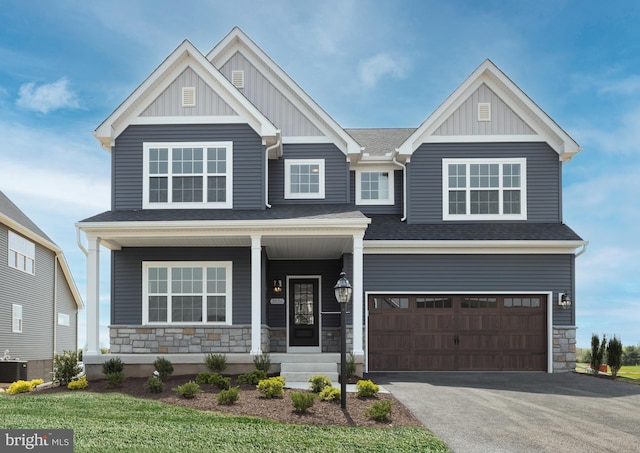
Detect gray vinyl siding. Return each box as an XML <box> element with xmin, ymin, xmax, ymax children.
<box><xmin>349</xmin><ymin>170</ymin><xmax>403</xmax><ymax>215</ymax></box>
<box><xmin>219</xmin><ymin>52</ymin><xmax>323</xmax><ymax>137</ymax></box>
<box><xmin>55</xmin><ymin>260</ymin><xmax>78</xmax><ymax>354</ymax></box>
<box><xmin>111</xmin><ymin>247</ymin><xmax>251</xmax><ymax>325</ymax></box>
<box><xmin>266</xmin><ymin>259</ymin><xmax>343</xmax><ymax>328</ymax></box>
<box><xmin>0</xmin><ymin>224</ymin><xmax>55</xmax><ymax>361</ymax></box>
<box><xmin>269</xmin><ymin>144</ymin><xmax>349</xmax><ymax>204</ymax></box>
<box><xmin>113</xmin><ymin>124</ymin><xmax>265</xmax><ymax>210</ymax></box>
<box><xmin>141</xmin><ymin>67</ymin><xmax>238</xmax><ymax>117</ymax></box>
<box><xmin>433</xmin><ymin>84</ymin><xmax>536</xmax><ymax>136</ymax></box>
<box><xmin>363</xmin><ymin>253</ymin><xmax>575</xmax><ymax>325</ymax></box>
<box><xmin>407</xmin><ymin>142</ymin><xmax>561</xmax><ymax>224</ymax></box>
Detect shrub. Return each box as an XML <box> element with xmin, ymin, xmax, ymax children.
<box><xmin>153</xmin><ymin>357</ymin><xmax>173</xmax><ymax>381</ymax></box>
<box><xmin>318</xmin><ymin>386</ymin><xmax>341</xmax><ymax>402</ymax></box>
<box><xmin>237</xmin><ymin>369</ymin><xmax>267</xmax><ymax>385</ymax></box>
<box><xmin>253</xmin><ymin>353</ymin><xmax>271</xmax><ymax>373</ymax></box>
<box><xmin>30</xmin><ymin>379</ymin><xmax>44</xmax><ymax>388</ymax></box>
<box><xmin>106</xmin><ymin>371</ymin><xmax>126</xmax><ymax>388</ymax></box>
<box><xmin>195</xmin><ymin>372</ymin><xmax>214</xmax><ymax>385</ymax></box>
<box><xmin>308</xmin><ymin>375</ymin><xmax>332</xmax><ymax>393</ymax></box>
<box><xmin>205</xmin><ymin>353</ymin><xmax>228</xmax><ymax>373</ymax></box>
<box><xmin>590</xmin><ymin>333</ymin><xmax>607</xmax><ymax>374</ymax></box>
<box><xmin>347</xmin><ymin>352</ymin><xmax>356</xmax><ymax>380</ymax></box>
<box><xmin>607</xmin><ymin>335</ymin><xmax>623</xmax><ymax>377</ymax></box>
<box><xmin>77</xmin><ymin>349</ymin><xmax>83</xmax><ymax>362</ymax></box>
<box><xmin>291</xmin><ymin>391</ymin><xmax>316</xmax><ymax>413</ymax></box>
<box><xmin>174</xmin><ymin>381</ymin><xmax>202</xmax><ymax>399</ymax></box>
<box><xmin>6</xmin><ymin>380</ymin><xmax>33</xmax><ymax>395</ymax></box>
<box><xmin>217</xmin><ymin>387</ymin><xmax>240</xmax><ymax>405</ymax></box>
<box><xmin>356</xmin><ymin>379</ymin><xmax>380</xmax><ymax>397</ymax></box>
<box><xmin>145</xmin><ymin>376</ymin><xmax>164</xmax><ymax>393</ymax></box>
<box><xmin>209</xmin><ymin>373</ymin><xmax>231</xmax><ymax>390</ymax></box>
<box><xmin>257</xmin><ymin>376</ymin><xmax>285</xmax><ymax>398</ymax></box>
<box><xmin>53</xmin><ymin>350</ymin><xmax>82</xmax><ymax>385</ymax></box>
<box><xmin>102</xmin><ymin>357</ymin><xmax>125</xmax><ymax>375</ymax></box>
<box><xmin>365</xmin><ymin>400</ymin><xmax>392</xmax><ymax>422</ymax></box>
<box><xmin>68</xmin><ymin>375</ymin><xmax>89</xmax><ymax>390</ymax></box>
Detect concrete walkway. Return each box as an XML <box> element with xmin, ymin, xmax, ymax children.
<box><xmin>372</xmin><ymin>372</ymin><xmax>640</xmax><ymax>453</ymax></box>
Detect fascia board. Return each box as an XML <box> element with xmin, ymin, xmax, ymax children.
<box><xmin>363</xmin><ymin>239</ymin><xmax>589</xmax><ymax>255</ymax></box>
<box><xmin>207</xmin><ymin>28</ymin><xmax>360</xmax><ymax>156</ymax></box>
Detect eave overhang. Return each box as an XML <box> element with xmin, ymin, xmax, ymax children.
<box><xmin>364</xmin><ymin>239</ymin><xmax>589</xmax><ymax>255</ymax></box>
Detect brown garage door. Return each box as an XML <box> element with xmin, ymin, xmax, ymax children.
<box><xmin>368</xmin><ymin>294</ymin><xmax>547</xmax><ymax>371</ymax></box>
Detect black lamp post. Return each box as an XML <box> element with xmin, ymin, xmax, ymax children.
<box><xmin>334</xmin><ymin>271</ymin><xmax>352</xmax><ymax>410</ymax></box>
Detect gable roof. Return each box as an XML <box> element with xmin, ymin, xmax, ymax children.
<box><xmin>94</xmin><ymin>39</ymin><xmax>279</xmax><ymax>150</ymax></box>
<box><xmin>397</xmin><ymin>59</ymin><xmax>581</xmax><ymax>161</ymax></box>
<box><xmin>346</xmin><ymin>128</ymin><xmax>416</xmax><ymax>158</ymax></box>
<box><xmin>207</xmin><ymin>27</ymin><xmax>361</xmax><ymax>156</ymax></box>
<box><xmin>0</xmin><ymin>190</ymin><xmax>83</xmax><ymax>309</ymax></box>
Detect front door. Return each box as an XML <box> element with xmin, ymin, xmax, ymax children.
<box><xmin>288</xmin><ymin>278</ymin><xmax>320</xmax><ymax>349</ymax></box>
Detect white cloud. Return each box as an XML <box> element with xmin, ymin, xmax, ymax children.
<box><xmin>570</xmin><ymin>107</ymin><xmax>640</xmax><ymax>155</ymax></box>
<box><xmin>16</xmin><ymin>78</ymin><xmax>80</xmax><ymax>114</ymax></box>
<box><xmin>358</xmin><ymin>53</ymin><xmax>407</xmax><ymax>88</ymax></box>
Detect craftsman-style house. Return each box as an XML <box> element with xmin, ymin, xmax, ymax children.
<box><xmin>78</xmin><ymin>28</ymin><xmax>586</xmax><ymax>378</ymax></box>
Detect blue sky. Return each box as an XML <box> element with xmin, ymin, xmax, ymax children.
<box><xmin>1</xmin><ymin>1</ymin><xmax>639</xmax><ymax>350</ymax></box>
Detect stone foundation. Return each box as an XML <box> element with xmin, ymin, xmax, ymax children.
<box><xmin>553</xmin><ymin>326</ymin><xmax>577</xmax><ymax>372</ymax></box>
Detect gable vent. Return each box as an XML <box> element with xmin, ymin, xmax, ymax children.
<box><xmin>182</xmin><ymin>87</ymin><xmax>196</xmax><ymax>107</ymax></box>
<box><xmin>231</xmin><ymin>70</ymin><xmax>244</xmax><ymax>88</ymax></box>
<box><xmin>478</xmin><ymin>102</ymin><xmax>491</xmax><ymax>121</ymax></box>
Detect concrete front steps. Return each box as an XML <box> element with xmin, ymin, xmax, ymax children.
<box><xmin>279</xmin><ymin>354</ymin><xmax>339</xmax><ymax>384</ymax></box>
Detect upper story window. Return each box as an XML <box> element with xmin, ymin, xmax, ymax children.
<box><xmin>142</xmin><ymin>261</ymin><xmax>232</xmax><ymax>325</ymax></box>
<box><xmin>442</xmin><ymin>158</ymin><xmax>527</xmax><ymax>221</ymax></box>
<box><xmin>8</xmin><ymin>231</ymin><xmax>35</xmax><ymax>274</ymax></box>
<box><xmin>285</xmin><ymin>159</ymin><xmax>325</xmax><ymax>199</ymax></box>
<box><xmin>356</xmin><ymin>169</ymin><xmax>394</xmax><ymax>205</ymax></box>
<box><xmin>143</xmin><ymin>142</ymin><xmax>233</xmax><ymax>209</ymax></box>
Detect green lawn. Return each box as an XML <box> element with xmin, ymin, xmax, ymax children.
<box><xmin>0</xmin><ymin>392</ymin><xmax>449</xmax><ymax>452</ymax></box>
<box><xmin>618</xmin><ymin>365</ymin><xmax>640</xmax><ymax>379</ymax></box>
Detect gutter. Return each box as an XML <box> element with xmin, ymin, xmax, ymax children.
<box><xmin>392</xmin><ymin>151</ymin><xmax>407</xmax><ymax>221</ymax></box>
<box><xmin>264</xmin><ymin>136</ymin><xmax>281</xmax><ymax>209</ymax></box>
<box><xmin>575</xmin><ymin>241</ymin><xmax>589</xmax><ymax>257</ymax></box>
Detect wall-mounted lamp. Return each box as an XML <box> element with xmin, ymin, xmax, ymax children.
<box><xmin>558</xmin><ymin>292</ymin><xmax>571</xmax><ymax>310</ymax></box>
<box><xmin>273</xmin><ymin>279</ymin><xmax>283</xmax><ymax>295</ymax></box>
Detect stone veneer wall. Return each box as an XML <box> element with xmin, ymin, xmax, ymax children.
<box><xmin>553</xmin><ymin>326</ymin><xmax>577</xmax><ymax>372</ymax></box>
<box><xmin>266</xmin><ymin>327</ymin><xmax>357</xmax><ymax>353</ymax></box>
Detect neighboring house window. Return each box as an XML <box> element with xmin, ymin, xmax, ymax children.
<box><xmin>143</xmin><ymin>142</ymin><xmax>233</xmax><ymax>209</ymax></box>
<box><xmin>356</xmin><ymin>169</ymin><xmax>394</xmax><ymax>205</ymax></box>
<box><xmin>12</xmin><ymin>304</ymin><xmax>23</xmax><ymax>333</ymax></box>
<box><xmin>142</xmin><ymin>262</ymin><xmax>232</xmax><ymax>325</ymax></box>
<box><xmin>58</xmin><ymin>313</ymin><xmax>70</xmax><ymax>326</ymax></box>
<box><xmin>285</xmin><ymin>159</ymin><xmax>325</xmax><ymax>199</ymax></box>
<box><xmin>442</xmin><ymin>158</ymin><xmax>527</xmax><ymax>220</ymax></box>
<box><xmin>8</xmin><ymin>231</ymin><xmax>35</xmax><ymax>274</ymax></box>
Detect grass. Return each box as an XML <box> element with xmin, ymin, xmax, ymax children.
<box><xmin>0</xmin><ymin>392</ymin><xmax>449</xmax><ymax>452</ymax></box>
<box><xmin>618</xmin><ymin>365</ymin><xmax>640</xmax><ymax>380</ymax></box>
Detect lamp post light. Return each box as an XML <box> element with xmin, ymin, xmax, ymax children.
<box><xmin>334</xmin><ymin>271</ymin><xmax>352</xmax><ymax>410</ymax></box>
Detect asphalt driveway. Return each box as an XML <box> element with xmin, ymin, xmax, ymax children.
<box><xmin>372</xmin><ymin>372</ymin><xmax>640</xmax><ymax>453</ymax></box>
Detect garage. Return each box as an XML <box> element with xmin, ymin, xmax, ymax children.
<box><xmin>368</xmin><ymin>294</ymin><xmax>547</xmax><ymax>371</ymax></box>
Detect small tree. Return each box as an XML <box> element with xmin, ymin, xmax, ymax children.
<box><xmin>607</xmin><ymin>335</ymin><xmax>623</xmax><ymax>377</ymax></box>
<box><xmin>53</xmin><ymin>350</ymin><xmax>82</xmax><ymax>385</ymax></box>
<box><xmin>590</xmin><ymin>333</ymin><xmax>607</xmax><ymax>374</ymax></box>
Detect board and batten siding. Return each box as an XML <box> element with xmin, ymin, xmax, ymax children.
<box><xmin>349</xmin><ymin>170</ymin><xmax>403</xmax><ymax>215</ymax></box>
<box><xmin>407</xmin><ymin>142</ymin><xmax>561</xmax><ymax>224</ymax></box>
<box><xmin>113</xmin><ymin>124</ymin><xmax>265</xmax><ymax>210</ymax></box>
<box><xmin>111</xmin><ymin>247</ymin><xmax>251</xmax><ymax>326</ymax></box>
<box><xmin>219</xmin><ymin>51</ymin><xmax>323</xmax><ymax>137</ymax></box>
<box><xmin>0</xmin><ymin>224</ymin><xmax>55</xmax><ymax>361</ymax></box>
<box><xmin>363</xmin><ymin>253</ymin><xmax>575</xmax><ymax>326</ymax></box>
<box><xmin>269</xmin><ymin>144</ymin><xmax>349</xmax><ymax>204</ymax></box>
<box><xmin>55</xmin><ymin>259</ymin><xmax>78</xmax><ymax>354</ymax></box>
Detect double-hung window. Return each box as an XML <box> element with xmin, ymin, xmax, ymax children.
<box><xmin>143</xmin><ymin>262</ymin><xmax>232</xmax><ymax>325</ymax></box>
<box><xmin>12</xmin><ymin>304</ymin><xmax>23</xmax><ymax>333</ymax></box>
<box><xmin>284</xmin><ymin>159</ymin><xmax>325</xmax><ymax>199</ymax></box>
<box><xmin>143</xmin><ymin>142</ymin><xmax>233</xmax><ymax>208</ymax></box>
<box><xmin>356</xmin><ymin>169</ymin><xmax>394</xmax><ymax>205</ymax></box>
<box><xmin>443</xmin><ymin>158</ymin><xmax>526</xmax><ymax>220</ymax></box>
<box><xmin>8</xmin><ymin>231</ymin><xmax>35</xmax><ymax>274</ymax></box>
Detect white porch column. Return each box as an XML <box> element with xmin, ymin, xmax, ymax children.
<box><xmin>86</xmin><ymin>236</ymin><xmax>101</xmax><ymax>356</ymax></box>
<box><xmin>250</xmin><ymin>235</ymin><xmax>262</xmax><ymax>355</ymax></box>
<box><xmin>352</xmin><ymin>233</ymin><xmax>364</xmax><ymax>355</ymax></box>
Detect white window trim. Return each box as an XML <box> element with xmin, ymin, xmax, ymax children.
<box><xmin>142</xmin><ymin>142</ymin><xmax>233</xmax><ymax>209</ymax></box>
<box><xmin>12</xmin><ymin>304</ymin><xmax>23</xmax><ymax>333</ymax></box>
<box><xmin>355</xmin><ymin>167</ymin><xmax>395</xmax><ymax>205</ymax></box>
<box><xmin>442</xmin><ymin>158</ymin><xmax>527</xmax><ymax>221</ymax></box>
<box><xmin>58</xmin><ymin>312</ymin><xmax>70</xmax><ymax>326</ymax></box>
<box><xmin>284</xmin><ymin>159</ymin><xmax>325</xmax><ymax>199</ymax></box>
<box><xmin>142</xmin><ymin>261</ymin><xmax>233</xmax><ymax>326</ymax></box>
<box><xmin>8</xmin><ymin>231</ymin><xmax>35</xmax><ymax>275</ymax></box>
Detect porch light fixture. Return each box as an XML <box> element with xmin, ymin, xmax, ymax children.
<box><xmin>273</xmin><ymin>279</ymin><xmax>283</xmax><ymax>294</ymax></box>
<box><xmin>334</xmin><ymin>271</ymin><xmax>352</xmax><ymax>410</ymax></box>
<box><xmin>558</xmin><ymin>292</ymin><xmax>571</xmax><ymax>310</ymax></box>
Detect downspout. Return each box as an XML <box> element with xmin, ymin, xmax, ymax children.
<box><xmin>391</xmin><ymin>153</ymin><xmax>407</xmax><ymax>222</ymax></box>
<box><xmin>53</xmin><ymin>254</ymin><xmax>58</xmax><ymax>361</ymax></box>
<box><xmin>575</xmin><ymin>242</ymin><xmax>589</xmax><ymax>258</ymax></box>
<box><xmin>76</xmin><ymin>226</ymin><xmax>88</xmax><ymax>257</ymax></box>
<box><xmin>264</xmin><ymin>137</ymin><xmax>281</xmax><ymax>208</ymax></box>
